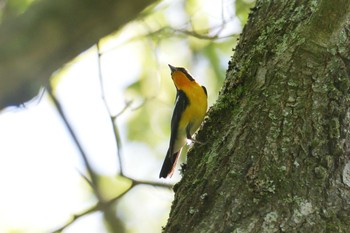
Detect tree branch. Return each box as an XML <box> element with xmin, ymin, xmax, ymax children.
<box><xmin>51</xmin><ymin>176</ymin><xmax>172</xmax><ymax>233</ymax></box>
<box><xmin>47</xmin><ymin>87</ymin><xmax>103</xmax><ymax>201</ymax></box>
<box><xmin>0</xmin><ymin>0</ymin><xmax>155</xmax><ymax>109</ymax></box>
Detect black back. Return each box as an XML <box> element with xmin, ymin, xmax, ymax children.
<box><xmin>169</xmin><ymin>90</ymin><xmax>189</xmax><ymax>155</ymax></box>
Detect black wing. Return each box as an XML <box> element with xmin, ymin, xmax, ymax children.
<box><xmin>159</xmin><ymin>90</ymin><xmax>189</xmax><ymax>178</ymax></box>
<box><xmin>169</xmin><ymin>90</ymin><xmax>189</xmax><ymax>154</ymax></box>
<box><xmin>202</xmin><ymin>85</ymin><xmax>207</xmax><ymax>96</ymax></box>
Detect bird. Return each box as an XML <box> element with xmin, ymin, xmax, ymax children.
<box><xmin>159</xmin><ymin>64</ymin><xmax>208</xmax><ymax>178</ymax></box>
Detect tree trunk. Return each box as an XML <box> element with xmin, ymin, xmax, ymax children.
<box><xmin>163</xmin><ymin>1</ymin><xmax>350</xmax><ymax>232</ymax></box>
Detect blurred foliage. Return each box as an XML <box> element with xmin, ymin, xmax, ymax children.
<box><xmin>122</xmin><ymin>0</ymin><xmax>251</xmax><ymax>151</ymax></box>
<box><xmin>236</xmin><ymin>0</ymin><xmax>256</xmax><ymax>24</ymax></box>
<box><xmin>98</xmin><ymin>175</ymin><xmax>132</xmax><ymax>201</ymax></box>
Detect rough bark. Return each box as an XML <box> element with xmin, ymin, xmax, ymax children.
<box><xmin>0</xmin><ymin>0</ymin><xmax>155</xmax><ymax>109</ymax></box>
<box><xmin>164</xmin><ymin>1</ymin><xmax>350</xmax><ymax>232</ymax></box>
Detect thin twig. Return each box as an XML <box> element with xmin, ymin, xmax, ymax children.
<box><xmin>96</xmin><ymin>43</ymin><xmax>125</xmax><ymax>176</ymax></box>
<box><xmin>146</xmin><ymin>25</ymin><xmax>236</xmax><ymax>41</ymax></box>
<box><xmin>51</xmin><ymin>204</ymin><xmax>99</xmax><ymax>233</ymax></box>
<box><xmin>130</xmin><ymin>97</ymin><xmax>154</xmax><ymax>112</ymax></box>
<box><xmin>47</xmin><ymin>86</ymin><xmax>102</xmax><ymax>200</ymax></box>
<box><xmin>132</xmin><ymin>178</ymin><xmax>174</xmax><ymax>189</ymax></box>
<box><xmin>76</xmin><ymin>168</ymin><xmax>95</xmax><ymax>191</ymax></box>
<box><xmin>51</xmin><ymin>182</ymin><xmax>132</xmax><ymax>233</ymax></box>
<box><xmin>22</xmin><ymin>87</ymin><xmax>46</xmax><ymax>108</ymax></box>
<box><xmin>111</xmin><ymin>120</ymin><xmax>124</xmax><ymax>176</ymax></box>
<box><xmin>50</xmin><ymin>176</ymin><xmax>172</xmax><ymax>233</ymax></box>
<box><xmin>115</xmin><ymin>100</ymin><xmax>133</xmax><ymax>118</ymax></box>
<box><xmin>101</xmin><ymin>22</ymin><xmax>238</xmax><ymax>56</ymax></box>
<box><xmin>221</xmin><ymin>0</ymin><xmax>225</xmax><ymax>23</ymax></box>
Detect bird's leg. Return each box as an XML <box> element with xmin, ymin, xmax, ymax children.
<box><xmin>186</xmin><ymin>125</ymin><xmax>206</xmax><ymax>145</ymax></box>
<box><xmin>189</xmin><ymin>137</ymin><xmax>206</xmax><ymax>145</ymax></box>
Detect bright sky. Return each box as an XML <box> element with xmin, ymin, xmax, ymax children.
<box><xmin>0</xmin><ymin>0</ymin><xmax>241</xmax><ymax>232</ymax></box>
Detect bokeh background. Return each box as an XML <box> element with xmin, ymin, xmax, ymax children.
<box><xmin>0</xmin><ymin>0</ymin><xmax>254</xmax><ymax>232</ymax></box>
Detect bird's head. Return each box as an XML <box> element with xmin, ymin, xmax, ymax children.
<box><xmin>168</xmin><ymin>64</ymin><xmax>195</xmax><ymax>89</ymax></box>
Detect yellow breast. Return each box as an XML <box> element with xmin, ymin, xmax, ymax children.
<box><xmin>179</xmin><ymin>82</ymin><xmax>207</xmax><ymax>134</ymax></box>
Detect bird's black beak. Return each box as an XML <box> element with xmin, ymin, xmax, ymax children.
<box><xmin>168</xmin><ymin>64</ymin><xmax>177</xmax><ymax>73</ymax></box>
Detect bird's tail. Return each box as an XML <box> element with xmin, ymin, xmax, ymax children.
<box><xmin>159</xmin><ymin>149</ymin><xmax>182</xmax><ymax>178</ymax></box>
